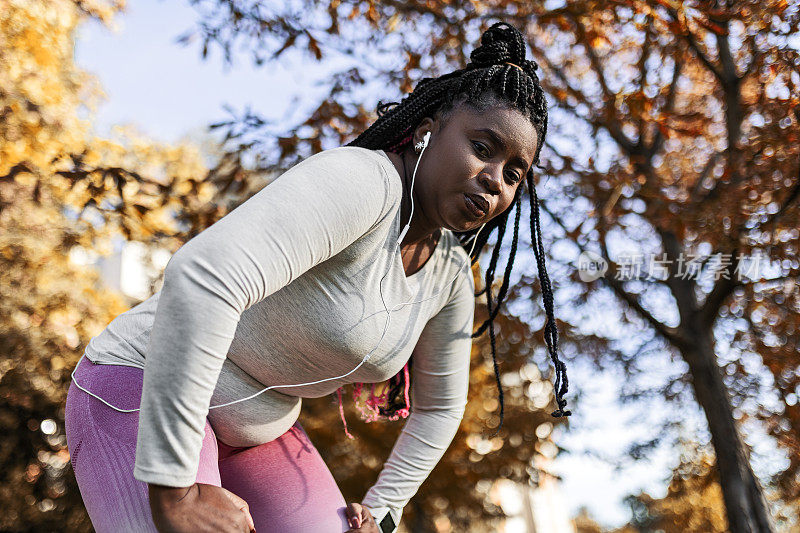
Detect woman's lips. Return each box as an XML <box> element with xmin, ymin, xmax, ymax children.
<box><xmin>464</xmin><ymin>193</ymin><xmax>487</xmax><ymax>218</ymax></box>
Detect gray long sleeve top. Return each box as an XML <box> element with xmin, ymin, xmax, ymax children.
<box><xmin>82</xmin><ymin>146</ymin><xmax>475</xmax><ymax>530</ymax></box>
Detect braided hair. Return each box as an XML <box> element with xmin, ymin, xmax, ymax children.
<box><xmin>342</xmin><ymin>22</ymin><xmax>571</xmax><ymax>438</ymax></box>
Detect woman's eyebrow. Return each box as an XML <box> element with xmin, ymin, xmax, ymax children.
<box><xmin>475</xmin><ymin>127</ymin><xmax>530</xmax><ymax>169</ymax></box>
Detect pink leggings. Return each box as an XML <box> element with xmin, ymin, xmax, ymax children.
<box><xmin>65</xmin><ymin>356</ymin><xmax>350</xmax><ymax>532</ymax></box>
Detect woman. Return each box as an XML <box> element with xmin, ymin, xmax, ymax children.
<box><xmin>65</xmin><ymin>21</ymin><xmax>570</xmax><ymax>533</ymax></box>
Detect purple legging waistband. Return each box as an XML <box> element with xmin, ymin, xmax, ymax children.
<box><xmin>65</xmin><ymin>356</ymin><xmax>350</xmax><ymax>532</ymax></box>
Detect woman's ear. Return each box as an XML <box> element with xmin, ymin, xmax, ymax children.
<box><xmin>412</xmin><ymin>117</ymin><xmax>436</xmax><ymax>148</ymax></box>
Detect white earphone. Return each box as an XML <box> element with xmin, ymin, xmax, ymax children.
<box><xmin>71</xmin><ymin>131</ymin><xmax>486</xmax><ymax>413</ymax></box>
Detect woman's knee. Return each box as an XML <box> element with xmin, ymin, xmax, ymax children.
<box><xmin>218</xmin><ymin>423</ymin><xmax>349</xmax><ymax>532</ymax></box>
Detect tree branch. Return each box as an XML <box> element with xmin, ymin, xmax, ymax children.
<box><xmin>569</xmin><ymin>13</ymin><xmax>614</xmax><ymax>105</ymax></box>
<box><xmin>690</xmin><ymin>151</ymin><xmax>723</xmax><ymax>199</ymax></box>
<box><xmin>647</xmin><ymin>52</ymin><xmax>683</xmax><ymax>159</ymax></box>
<box><xmin>539</xmin><ymin>51</ymin><xmax>637</xmax><ymax>155</ymax></box>
<box><xmin>714</xmin><ymin>21</ymin><xmax>740</xmax><ymax>83</ymax></box>
<box><xmin>601</xmin><ymin>270</ymin><xmax>691</xmax><ymax>351</ymax></box>
<box><xmin>538</xmin><ymin>53</ymin><xmax>602</xmax><ymax>115</ymax></box>
<box><xmin>699</xmin><ymin>248</ymin><xmax>742</xmax><ymax>327</ymax></box>
<box><xmin>670</xmin><ymin>13</ymin><xmax>724</xmax><ymax>81</ymax></box>
<box><xmin>591</xmin><ymin>217</ymin><xmax>691</xmax><ymax>351</ymax></box>
<box><xmin>636</xmin><ymin>16</ymin><xmax>653</xmax><ymax>152</ymax></box>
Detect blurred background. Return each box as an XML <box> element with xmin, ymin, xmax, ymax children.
<box><xmin>1</xmin><ymin>0</ymin><xmax>798</xmax><ymax>531</ymax></box>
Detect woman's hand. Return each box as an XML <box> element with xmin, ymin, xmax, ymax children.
<box><xmin>149</xmin><ymin>483</ymin><xmax>256</xmax><ymax>533</ymax></box>
<box><xmin>345</xmin><ymin>502</ymin><xmax>380</xmax><ymax>532</ymax></box>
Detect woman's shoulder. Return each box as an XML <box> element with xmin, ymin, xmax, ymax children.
<box><xmin>294</xmin><ymin>146</ymin><xmax>402</xmax><ymax>205</ymax></box>
<box><xmin>301</xmin><ymin>146</ymin><xmax>394</xmax><ymax>176</ymax></box>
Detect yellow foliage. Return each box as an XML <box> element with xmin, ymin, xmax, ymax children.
<box><xmin>0</xmin><ymin>1</ymin><xmax>228</xmax><ymax>528</ymax></box>
<box><xmin>2</xmin><ymin>0</ymin><xmax>216</xmax><ymax>252</ymax></box>
<box><xmin>628</xmin><ymin>443</ymin><xmax>729</xmax><ymax>533</ymax></box>
<box><xmin>0</xmin><ymin>0</ymin><xmax>91</xmax><ymax>176</ymax></box>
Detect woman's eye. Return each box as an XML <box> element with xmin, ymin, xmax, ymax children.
<box><xmin>473</xmin><ymin>141</ymin><xmax>522</xmax><ymax>183</ymax></box>
<box><xmin>472</xmin><ymin>141</ymin><xmax>490</xmax><ymax>157</ymax></box>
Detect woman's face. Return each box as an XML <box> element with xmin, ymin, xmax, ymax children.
<box><xmin>411</xmin><ymin>102</ymin><xmax>539</xmax><ymax>233</ymax></box>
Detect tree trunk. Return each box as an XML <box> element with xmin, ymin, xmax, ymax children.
<box><xmin>682</xmin><ymin>325</ymin><xmax>776</xmax><ymax>532</ymax></box>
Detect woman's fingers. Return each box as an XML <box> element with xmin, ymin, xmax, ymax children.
<box><xmin>345</xmin><ymin>502</ymin><xmax>379</xmax><ymax>532</ymax></box>
<box><xmin>150</xmin><ymin>482</ymin><xmax>255</xmax><ymax>533</ymax></box>
<box><xmin>221</xmin><ymin>488</ymin><xmax>256</xmax><ymax>532</ymax></box>
<box><xmin>359</xmin><ymin>504</ymin><xmax>373</xmax><ymax>525</ymax></box>
<box><xmin>346</xmin><ymin>502</ymin><xmax>363</xmax><ymax>529</ymax></box>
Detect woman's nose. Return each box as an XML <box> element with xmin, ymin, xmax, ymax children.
<box><xmin>479</xmin><ymin>168</ymin><xmax>503</xmax><ymax>194</ymax></box>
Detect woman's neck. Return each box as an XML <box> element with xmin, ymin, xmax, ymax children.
<box><xmin>387</xmin><ymin>149</ymin><xmax>441</xmax><ymax>248</ymax></box>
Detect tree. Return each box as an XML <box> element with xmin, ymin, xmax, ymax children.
<box><xmin>623</xmin><ymin>439</ymin><xmax>798</xmax><ymax>532</ymax></box>
<box><xmin>0</xmin><ymin>0</ymin><xmax>263</xmax><ymax>528</ymax></box>
<box><xmin>179</xmin><ymin>1</ymin><xmax>800</xmax><ymax>531</ymax></box>
<box><xmin>624</xmin><ymin>441</ymin><xmax>729</xmax><ymax>533</ymax></box>
<box><xmin>0</xmin><ymin>188</ymin><xmax>132</xmax><ymax>530</ymax></box>
<box><xmin>622</xmin><ymin>438</ymin><xmax>795</xmax><ymax>532</ymax></box>
<box><xmin>2</xmin><ymin>1</ymin><xmax>573</xmax><ymax>530</ymax></box>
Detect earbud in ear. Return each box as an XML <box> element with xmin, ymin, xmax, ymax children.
<box><xmin>414</xmin><ymin>132</ymin><xmax>431</xmax><ymax>154</ymax></box>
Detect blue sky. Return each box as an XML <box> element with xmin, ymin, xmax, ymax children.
<box><xmin>72</xmin><ymin>1</ymin><xmax>786</xmax><ymax>528</ymax></box>
<box><xmin>74</xmin><ymin>1</ymin><xmax>329</xmax><ymax>143</ymax></box>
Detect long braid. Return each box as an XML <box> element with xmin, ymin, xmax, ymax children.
<box><xmin>473</xmin><ymin>191</ymin><xmax>522</xmax><ymax>335</ymax></box>
<box><xmin>343</xmin><ymin>21</ymin><xmax>570</xmax><ymax>430</ymax></box>
<box><xmin>475</xmin><ymin>193</ymin><xmax>522</xmax><ymax>435</ymax></box>
<box><xmin>485</xmin><ymin>259</ymin><xmax>504</xmax><ymax>438</ymax></box>
<box><xmin>493</xmin><ymin>193</ymin><xmax>522</xmax><ymax>318</ymax></box>
<box><xmin>527</xmin><ymin>172</ymin><xmax>570</xmax><ymax>417</ymax></box>
<box><xmin>474</xmin><ymin>203</ymin><xmax>508</xmax><ymax>298</ymax></box>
